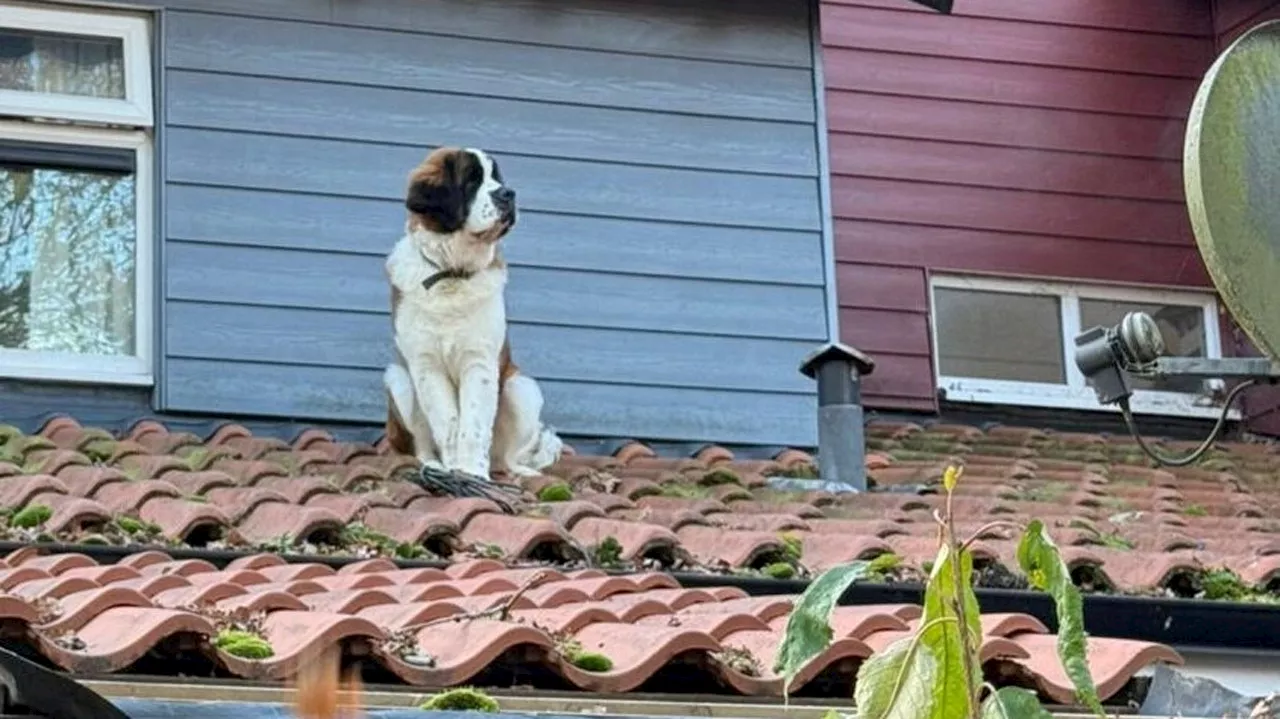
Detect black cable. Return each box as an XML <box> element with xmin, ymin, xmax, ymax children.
<box><xmin>1117</xmin><ymin>380</ymin><xmax>1255</xmax><ymax>467</ymax></box>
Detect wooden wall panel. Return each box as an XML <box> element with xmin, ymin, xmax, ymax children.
<box><xmin>151</xmin><ymin>0</ymin><xmax>828</xmax><ymax>447</ymax></box>
<box><xmin>822</xmin><ymin>0</ymin><xmax>1220</xmax><ymax>411</ymax></box>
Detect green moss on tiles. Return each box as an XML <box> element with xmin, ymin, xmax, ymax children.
<box><xmin>177</xmin><ymin>447</ymin><xmax>217</xmax><ymax>472</ymax></box>
<box><xmin>778</xmin><ymin>532</ymin><xmax>803</xmax><ymax>563</ymax></box>
<box><xmin>1068</xmin><ymin>519</ymin><xmax>1134</xmax><ymax>551</ymax></box>
<box><xmin>699</xmin><ymin>467</ymin><xmax>742</xmax><ymax>486</ymax></box>
<box><xmin>761</xmin><ymin>562</ymin><xmax>796</xmax><ymax>579</ymax></box>
<box><xmin>569</xmin><ymin>652</ymin><xmax>613</xmax><ymax>672</ymax></box>
<box><xmin>964</xmin><ymin>445</ymin><xmax>1031</xmax><ymax>458</ymax></box>
<box><xmin>421</xmin><ymin>687</ymin><xmax>499</xmax><ymax>713</ymax></box>
<box><xmin>80</xmin><ymin>438</ymin><xmax>117</xmax><ymax>464</ymax></box>
<box><xmin>866</xmin><ymin>552</ymin><xmax>902</xmax><ymax>580</ymax></box>
<box><xmin>555</xmin><ymin>636</ymin><xmax>614</xmax><ymax>672</ymax></box>
<box><xmin>589</xmin><ymin>536</ymin><xmax>624</xmax><ymax>568</ymax></box>
<box><xmin>864</xmin><ymin>437</ymin><xmax>901</xmax><ymax>452</ymax></box>
<box><xmin>474</xmin><ymin>543</ymin><xmax>505</xmax><ymax>560</ymax></box>
<box><xmin>658</xmin><ymin>483</ymin><xmax>712</xmax><ymax>499</ymax></box>
<box><xmin>333</xmin><ymin>522</ymin><xmax>435</xmax><ymax>560</ymax></box>
<box><xmin>1183</xmin><ymin>503</ymin><xmax>1209</xmax><ymax>516</ymax></box>
<box><xmin>9</xmin><ymin>504</ymin><xmax>52</xmax><ymax>529</ymax></box>
<box><xmin>535</xmin><ymin>482</ymin><xmax>573</xmax><ymax>502</ymax></box>
<box><xmin>111</xmin><ymin>517</ymin><xmax>164</xmax><ymax>541</ymax></box>
<box><xmin>1197</xmin><ymin>568</ymin><xmax>1280</xmax><ymax>604</ymax></box>
<box><xmin>213</xmin><ymin>629</ymin><xmax>274</xmax><ymax>659</ymax></box>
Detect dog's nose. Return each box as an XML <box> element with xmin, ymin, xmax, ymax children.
<box><xmin>492</xmin><ymin>187</ymin><xmax>515</xmax><ymax>206</ymax></box>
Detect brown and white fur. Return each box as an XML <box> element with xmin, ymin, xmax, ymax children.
<box><xmin>383</xmin><ymin>146</ymin><xmax>562</xmax><ymax>479</ymax></box>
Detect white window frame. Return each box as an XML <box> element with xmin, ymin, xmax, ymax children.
<box><xmin>0</xmin><ymin>2</ymin><xmax>153</xmax><ymax>126</ymax></box>
<box><xmin>929</xmin><ymin>273</ymin><xmax>1237</xmax><ymax>421</ymax></box>
<box><xmin>0</xmin><ymin>3</ymin><xmax>154</xmax><ymax>386</ymax></box>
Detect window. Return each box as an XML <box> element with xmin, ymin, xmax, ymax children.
<box><xmin>0</xmin><ymin>3</ymin><xmax>153</xmax><ymax>385</ymax></box>
<box><xmin>930</xmin><ymin>274</ymin><xmax>1231</xmax><ymax>419</ymax></box>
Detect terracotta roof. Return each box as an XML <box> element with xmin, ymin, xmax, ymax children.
<box><xmin>2</xmin><ymin>415</ymin><xmax>1279</xmax><ymax>597</ymax></box>
<box><xmin>0</xmin><ymin>548</ymin><xmax>1181</xmax><ymax>702</ymax></box>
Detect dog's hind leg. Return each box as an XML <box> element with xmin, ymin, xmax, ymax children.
<box><xmin>384</xmin><ymin>360</ymin><xmax>443</xmax><ymax>470</ymax></box>
<box><xmin>492</xmin><ymin>373</ymin><xmax>562</xmax><ymax>477</ymax></box>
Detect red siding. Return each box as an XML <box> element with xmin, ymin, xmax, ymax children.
<box><xmin>822</xmin><ymin>0</ymin><xmax>1219</xmax><ymax>411</ymax></box>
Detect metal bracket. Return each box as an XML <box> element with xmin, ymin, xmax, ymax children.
<box><xmin>0</xmin><ymin>646</ymin><xmax>130</xmax><ymax>719</ymax></box>
<box><xmin>1148</xmin><ymin>357</ymin><xmax>1280</xmax><ymax>382</ymax></box>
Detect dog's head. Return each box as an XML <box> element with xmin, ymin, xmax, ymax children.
<box><xmin>405</xmin><ymin>146</ymin><xmax>516</xmax><ymax>241</ymax></box>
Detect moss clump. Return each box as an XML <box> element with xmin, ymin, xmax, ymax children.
<box><xmin>1183</xmin><ymin>503</ymin><xmax>1208</xmax><ymax>517</ymax></box>
<box><xmin>536</xmin><ymin>482</ymin><xmax>573</xmax><ymax>502</ymax></box>
<box><xmin>569</xmin><ymin>652</ymin><xmax>613</xmax><ymax>672</ymax></box>
<box><xmin>867</xmin><ymin>552</ymin><xmax>901</xmax><ymax>578</ymax></box>
<box><xmin>556</xmin><ymin>636</ymin><xmax>614</xmax><ymax>672</ymax></box>
<box><xmin>115</xmin><ymin>517</ymin><xmax>145</xmax><ymax>534</ymax></box>
<box><xmin>213</xmin><ymin>629</ymin><xmax>274</xmax><ymax>659</ymax></box>
<box><xmin>421</xmin><ymin>687</ymin><xmax>499</xmax><ymax>713</ymax></box>
<box><xmin>699</xmin><ymin>468</ymin><xmax>741</xmax><ymax>486</ymax></box>
<box><xmin>590</xmin><ymin>536</ymin><xmax>624</xmax><ymax>567</ymax></box>
<box><xmin>80</xmin><ymin>438</ymin><xmax>117</xmax><ymax>463</ymax></box>
<box><xmin>659</xmin><ymin>483</ymin><xmax>711</xmax><ymax>499</ymax></box>
<box><xmin>762</xmin><ymin>562</ymin><xmax>796</xmax><ymax>580</ymax></box>
<box><xmin>778</xmin><ymin>532</ymin><xmax>803</xmax><ymax>563</ymax></box>
<box><xmin>9</xmin><ymin>504</ymin><xmax>52</xmax><ymax>529</ymax></box>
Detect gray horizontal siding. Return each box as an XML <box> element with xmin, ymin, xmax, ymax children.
<box><xmin>157</xmin><ymin>0</ymin><xmax>827</xmax><ymax>446</ymax></box>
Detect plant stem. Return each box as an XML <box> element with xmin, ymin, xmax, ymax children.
<box><xmin>960</xmin><ymin>520</ymin><xmax>1024</xmax><ymax>553</ymax></box>
<box><xmin>944</xmin><ymin>488</ymin><xmax>981</xmax><ymax>719</ymax></box>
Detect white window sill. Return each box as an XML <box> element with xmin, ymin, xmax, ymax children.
<box><xmin>939</xmin><ymin>376</ymin><xmax>1243</xmax><ymax>422</ymax></box>
<box><xmin>0</xmin><ymin>351</ymin><xmax>153</xmax><ymax>388</ymax></box>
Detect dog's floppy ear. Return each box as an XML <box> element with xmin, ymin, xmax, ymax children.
<box><xmin>406</xmin><ymin>148</ymin><xmax>467</xmax><ymax>234</ymax></box>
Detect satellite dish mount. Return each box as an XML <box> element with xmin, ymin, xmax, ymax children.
<box><xmin>1073</xmin><ymin>20</ymin><xmax>1280</xmax><ymax>466</ymax></box>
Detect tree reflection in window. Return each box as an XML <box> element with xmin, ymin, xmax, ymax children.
<box><xmin>0</xmin><ymin>163</ymin><xmax>136</xmax><ymax>356</ymax></box>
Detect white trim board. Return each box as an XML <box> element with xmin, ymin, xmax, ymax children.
<box><xmin>928</xmin><ymin>273</ymin><xmax>1238</xmax><ymax>422</ymax></box>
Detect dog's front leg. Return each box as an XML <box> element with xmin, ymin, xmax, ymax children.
<box><xmin>408</xmin><ymin>361</ymin><xmax>461</xmax><ymax>469</ymax></box>
<box><xmin>453</xmin><ymin>360</ymin><xmax>500</xmax><ymax>479</ymax></box>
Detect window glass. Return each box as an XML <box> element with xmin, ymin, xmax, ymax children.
<box><xmin>0</xmin><ymin>28</ymin><xmax>126</xmax><ymax>99</ymax></box>
<box><xmin>1079</xmin><ymin>299</ymin><xmax>1207</xmax><ymax>394</ymax></box>
<box><xmin>0</xmin><ymin>162</ymin><xmax>137</xmax><ymax>356</ymax></box>
<box><xmin>935</xmin><ymin>287</ymin><xmax>1065</xmax><ymax>384</ymax></box>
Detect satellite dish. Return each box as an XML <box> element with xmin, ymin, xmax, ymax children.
<box><xmin>1184</xmin><ymin>20</ymin><xmax>1280</xmax><ymax>362</ymax></box>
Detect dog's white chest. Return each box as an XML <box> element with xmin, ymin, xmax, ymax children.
<box><xmin>388</xmin><ymin>238</ymin><xmax>507</xmax><ymax>362</ymax></box>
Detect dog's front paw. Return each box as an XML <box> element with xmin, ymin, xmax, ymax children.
<box><xmin>418</xmin><ymin>456</ymin><xmax>448</xmax><ymax>473</ymax></box>
<box><xmin>450</xmin><ymin>461</ymin><xmax>492</xmax><ymax>481</ymax></box>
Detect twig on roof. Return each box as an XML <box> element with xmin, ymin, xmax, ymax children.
<box><xmin>399</xmin><ymin>570</ymin><xmax>554</xmax><ymax>633</ymax></box>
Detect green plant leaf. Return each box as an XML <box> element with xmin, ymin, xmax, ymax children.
<box><xmin>772</xmin><ymin>561</ymin><xmax>870</xmax><ymax>698</ymax></box>
<box><xmin>979</xmin><ymin>687</ymin><xmax>1053</xmax><ymax>718</ymax></box>
<box><xmin>1017</xmin><ymin>519</ymin><xmax>1106</xmax><ymax>717</ymax></box>
<box><xmin>918</xmin><ymin>543</ymin><xmax>981</xmax><ymax>715</ymax></box>
<box><xmin>853</xmin><ymin>618</ymin><xmax>971</xmax><ymax>719</ymax></box>
<box><xmin>853</xmin><ymin>633</ymin><xmax>938</xmax><ymax>719</ymax></box>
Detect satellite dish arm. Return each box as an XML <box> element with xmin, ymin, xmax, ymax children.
<box><xmin>1073</xmin><ymin>312</ymin><xmax>1280</xmax><ymax>466</ymax></box>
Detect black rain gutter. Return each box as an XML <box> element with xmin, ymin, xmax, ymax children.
<box><xmin>8</xmin><ymin>540</ymin><xmax>1280</xmax><ymax>653</ymax></box>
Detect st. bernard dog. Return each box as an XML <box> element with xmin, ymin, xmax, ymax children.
<box><xmin>383</xmin><ymin>146</ymin><xmax>562</xmax><ymax>480</ymax></box>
